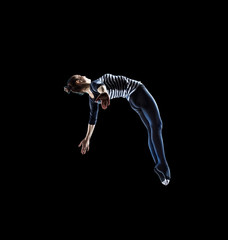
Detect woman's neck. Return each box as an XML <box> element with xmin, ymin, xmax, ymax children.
<box><xmin>84</xmin><ymin>84</ymin><xmax>94</xmax><ymax>98</ymax></box>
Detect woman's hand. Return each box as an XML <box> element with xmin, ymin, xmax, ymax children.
<box><xmin>78</xmin><ymin>138</ymin><xmax>90</xmax><ymax>155</ymax></box>
<box><xmin>95</xmin><ymin>93</ymin><xmax>110</xmax><ymax>110</ymax></box>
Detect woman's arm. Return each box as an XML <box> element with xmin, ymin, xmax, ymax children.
<box><xmin>97</xmin><ymin>85</ymin><xmax>108</xmax><ymax>94</ymax></box>
<box><xmin>96</xmin><ymin>85</ymin><xmax>110</xmax><ymax>110</ymax></box>
<box><xmin>78</xmin><ymin>85</ymin><xmax>109</xmax><ymax>155</ymax></box>
<box><xmin>78</xmin><ymin>124</ymin><xmax>95</xmax><ymax>155</ymax></box>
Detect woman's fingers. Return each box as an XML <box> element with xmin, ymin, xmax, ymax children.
<box><xmin>81</xmin><ymin>144</ymin><xmax>85</xmax><ymax>154</ymax></box>
<box><xmin>82</xmin><ymin>147</ymin><xmax>86</xmax><ymax>155</ymax></box>
<box><xmin>101</xmin><ymin>99</ymin><xmax>109</xmax><ymax>109</ymax></box>
<box><xmin>80</xmin><ymin>145</ymin><xmax>83</xmax><ymax>154</ymax></box>
<box><xmin>95</xmin><ymin>93</ymin><xmax>110</xmax><ymax>110</ymax></box>
<box><xmin>95</xmin><ymin>94</ymin><xmax>103</xmax><ymax>102</ymax></box>
<box><xmin>79</xmin><ymin>141</ymin><xmax>84</xmax><ymax>154</ymax></box>
<box><xmin>101</xmin><ymin>101</ymin><xmax>106</xmax><ymax>109</ymax></box>
<box><xmin>79</xmin><ymin>142</ymin><xmax>89</xmax><ymax>155</ymax></box>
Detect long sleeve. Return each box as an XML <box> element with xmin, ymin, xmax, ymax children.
<box><xmin>88</xmin><ymin>98</ymin><xmax>99</xmax><ymax>125</ymax></box>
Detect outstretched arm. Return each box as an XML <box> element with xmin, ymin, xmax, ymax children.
<box><xmin>78</xmin><ymin>124</ymin><xmax>95</xmax><ymax>155</ymax></box>
<box><xmin>78</xmin><ymin>85</ymin><xmax>109</xmax><ymax>155</ymax></box>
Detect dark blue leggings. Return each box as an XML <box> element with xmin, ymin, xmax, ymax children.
<box><xmin>129</xmin><ymin>85</ymin><xmax>171</xmax><ymax>182</ymax></box>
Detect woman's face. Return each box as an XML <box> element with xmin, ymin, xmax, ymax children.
<box><xmin>75</xmin><ymin>75</ymin><xmax>91</xmax><ymax>84</ymax></box>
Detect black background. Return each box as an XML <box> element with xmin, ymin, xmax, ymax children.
<box><xmin>36</xmin><ymin>6</ymin><xmax>199</xmax><ymax>203</ymax></box>
<box><xmin>46</xmin><ymin>22</ymin><xmax>195</xmax><ymax>205</ymax></box>
<box><xmin>5</xmin><ymin>2</ymin><xmax>226</xmax><ymax>236</ymax></box>
<box><xmin>10</xmin><ymin>3</ymin><xmax>219</xmax><ymax>231</ymax></box>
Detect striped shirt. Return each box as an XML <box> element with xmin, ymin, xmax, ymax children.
<box><xmin>88</xmin><ymin>74</ymin><xmax>143</xmax><ymax>125</ymax></box>
<box><xmin>99</xmin><ymin>73</ymin><xmax>142</xmax><ymax>100</ymax></box>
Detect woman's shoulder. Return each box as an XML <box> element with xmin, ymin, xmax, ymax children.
<box><xmin>90</xmin><ymin>78</ymin><xmax>105</xmax><ymax>93</ymax></box>
<box><xmin>91</xmin><ymin>78</ymin><xmax>104</xmax><ymax>86</ymax></box>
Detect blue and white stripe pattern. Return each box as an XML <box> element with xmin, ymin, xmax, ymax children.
<box><xmin>98</xmin><ymin>73</ymin><xmax>143</xmax><ymax>101</ymax></box>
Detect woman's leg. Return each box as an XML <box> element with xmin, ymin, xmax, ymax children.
<box><xmin>142</xmin><ymin>108</ymin><xmax>171</xmax><ymax>184</ymax></box>
<box><xmin>130</xmin><ymin>106</ymin><xmax>158</xmax><ymax>165</ymax></box>
<box><xmin>129</xmin><ymin>85</ymin><xmax>171</xmax><ymax>185</ymax></box>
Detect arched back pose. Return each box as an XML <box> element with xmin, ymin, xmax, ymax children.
<box><xmin>64</xmin><ymin>74</ymin><xmax>171</xmax><ymax>186</ymax></box>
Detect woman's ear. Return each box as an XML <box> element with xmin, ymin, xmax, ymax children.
<box><xmin>76</xmin><ymin>79</ymin><xmax>84</xmax><ymax>84</ymax></box>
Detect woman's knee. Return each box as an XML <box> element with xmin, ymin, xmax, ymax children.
<box><xmin>151</xmin><ymin>118</ymin><xmax>163</xmax><ymax>131</ymax></box>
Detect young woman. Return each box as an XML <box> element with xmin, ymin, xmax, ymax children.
<box><xmin>64</xmin><ymin>73</ymin><xmax>171</xmax><ymax>186</ymax></box>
